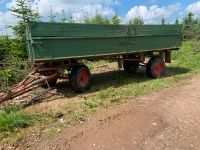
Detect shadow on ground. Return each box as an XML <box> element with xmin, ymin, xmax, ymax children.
<box><xmin>51</xmin><ymin>66</ymin><xmax>191</xmax><ymax>99</ymax></box>
<box><xmin>23</xmin><ymin>65</ymin><xmax>192</xmax><ymax>107</ymax></box>
<box><xmin>165</xmin><ymin>66</ymin><xmax>191</xmax><ymax>77</ymax></box>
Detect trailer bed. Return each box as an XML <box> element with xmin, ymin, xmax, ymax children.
<box><xmin>26</xmin><ymin>22</ymin><xmax>182</xmax><ymax>62</ymax></box>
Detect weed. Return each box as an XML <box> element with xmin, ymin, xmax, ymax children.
<box><xmin>0</xmin><ymin>106</ymin><xmax>32</xmax><ymax>132</ymax></box>
<box><xmin>72</xmin><ymin>111</ymin><xmax>85</xmax><ymax>122</ymax></box>
<box><xmin>172</xmin><ymin>41</ymin><xmax>200</xmax><ymax>71</ymax></box>
<box><xmin>83</xmin><ymin>101</ymin><xmax>98</xmax><ymax>110</ymax></box>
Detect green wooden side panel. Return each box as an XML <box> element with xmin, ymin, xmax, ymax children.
<box><xmin>26</xmin><ymin>21</ymin><xmax>182</xmax><ymax>62</ymax></box>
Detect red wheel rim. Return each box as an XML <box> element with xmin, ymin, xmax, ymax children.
<box><xmin>79</xmin><ymin>70</ymin><xmax>89</xmax><ymax>87</ymax></box>
<box><xmin>153</xmin><ymin>63</ymin><xmax>163</xmax><ymax>76</ymax></box>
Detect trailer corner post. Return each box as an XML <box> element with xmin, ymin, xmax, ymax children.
<box><xmin>165</xmin><ymin>51</ymin><xmax>172</xmax><ymax>63</ymax></box>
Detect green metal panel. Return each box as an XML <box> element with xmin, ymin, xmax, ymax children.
<box><xmin>26</xmin><ymin>21</ymin><xmax>182</xmax><ymax>62</ymax></box>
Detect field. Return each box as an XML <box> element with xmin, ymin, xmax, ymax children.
<box><xmin>0</xmin><ymin>41</ymin><xmax>200</xmax><ymax>149</ymax></box>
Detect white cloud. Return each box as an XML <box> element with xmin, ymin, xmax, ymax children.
<box><xmin>0</xmin><ymin>0</ymin><xmax>183</xmax><ymax>35</ymax></box>
<box><xmin>0</xmin><ymin>0</ymin><xmax>120</xmax><ymax>35</ymax></box>
<box><xmin>126</xmin><ymin>3</ymin><xmax>181</xmax><ymax>24</ymax></box>
<box><xmin>0</xmin><ymin>11</ymin><xmax>18</xmax><ymax>35</ymax></box>
<box><xmin>33</xmin><ymin>0</ymin><xmax>117</xmax><ymax>22</ymax></box>
<box><xmin>2</xmin><ymin>0</ymin><xmax>118</xmax><ymax>26</ymax></box>
<box><xmin>7</xmin><ymin>0</ymin><xmax>117</xmax><ymax>19</ymax></box>
<box><xmin>187</xmin><ymin>1</ymin><xmax>200</xmax><ymax>16</ymax></box>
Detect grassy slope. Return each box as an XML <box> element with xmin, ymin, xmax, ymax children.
<box><xmin>0</xmin><ymin>41</ymin><xmax>200</xmax><ymax>147</ymax></box>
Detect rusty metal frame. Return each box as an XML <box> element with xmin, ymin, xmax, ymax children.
<box><xmin>0</xmin><ymin>67</ymin><xmax>59</xmax><ymax>104</ymax></box>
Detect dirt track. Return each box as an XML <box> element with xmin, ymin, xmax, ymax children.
<box><xmin>30</xmin><ymin>74</ymin><xmax>200</xmax><ymax>150</ymax></box>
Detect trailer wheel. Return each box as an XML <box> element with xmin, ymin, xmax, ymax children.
<box><xmin>146</xmin><ymin>56</ymin><xmax>165</xmax><ymax>78</ymax></box>
<box><xmin>70</xmin><ymin>65</ymin><xmax>91</xmax><ymax>93</ymax></box>
<box><xmin>123</xmin><ymin>61</ymin><xmax>140</xmax><ymax>73</ymax></box>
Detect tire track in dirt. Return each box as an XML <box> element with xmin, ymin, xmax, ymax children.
<box><xmin>30</xmin><ymin>74</ymin><xmax>200</xmax><ymax>150</ymax></box>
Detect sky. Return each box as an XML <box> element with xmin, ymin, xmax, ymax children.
<box><xmin>0</xmin><ymin>0</ymin><xmax>200</xmax><ymax>35</ymax></box>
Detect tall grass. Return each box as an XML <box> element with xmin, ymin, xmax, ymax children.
<box><xmin>172</xmin><ymin>40</ymin><xmax>200</xmax><ymax>71</ymax></box>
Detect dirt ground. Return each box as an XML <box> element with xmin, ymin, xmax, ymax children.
<box><xmin>28</xmin><ymin>73</ymin><xmax>200</xmax><ymax>150</ymax></box>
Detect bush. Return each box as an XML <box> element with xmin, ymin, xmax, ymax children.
<box><xmin>183</xmin><ymin>12</ymin><xmax>200</xmax><ymax>40</ymax></box>
<box><xmin>0</xmin><ymin>35</ymin><xmax>30</xmax><ymax>89</ymax></box>
<box><xmin>0</xmin><ymin>63</ymin><xmax>30</xmax><ymax>89</ymax></box>
<box><xmin>172</xmin><ymin>41</ymin><xmax>200</xmax><ymax>71</ymax></box>
<box><xmin>191</xmin><ymin>40</ymin><xmax>200</xmax><ymax>54</ymax></box>
<box><xmin>0</xmin><ymin>69</ymin><xmax>13</xmax><ymax>87</ymax></box>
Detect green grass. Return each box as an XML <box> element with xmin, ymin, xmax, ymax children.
<box><xmin>1</xmin><ymin>40</ymin><xmax>200</xmax><ymax>148</ymax></box>
<box><xmin>172</xmin><ymin>40</ymin><xmax>200</xmax><ymax>71</ymax></box>
<box><xmin>65</xmin><ymin>40</ymin><xmax>200</xmax><ymax>123</ymax></box>
<box><xmin>86</xmin><ymin>60</ymin><xmax>108</xmax><ymax>70</ymax></box>
<box><xmin>0</xmin><ymin>106</ymin><xmax>32</xmax><ymax>133</ymax></box>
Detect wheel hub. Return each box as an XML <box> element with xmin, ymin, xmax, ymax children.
<box><xmin>79</xmin><ymin>70</ymin><xmax>89</xmax><ymax>87</ymax></box>
<box><xmin>153</xmin><ymin>63</ymin><xmax>163</xmax><ymax>76</ymax></box>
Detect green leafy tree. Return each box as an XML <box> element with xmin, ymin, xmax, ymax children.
<box><xmin>10</xmin><ymin>0</ymin><xmax>41</xmax><ymax>61</ymax></box>
<box><xmin>112</xmin><ymin>14</ymin><xmax>120</xmax><ymax>25</ymax></box>
<box><xmin>174</xmin><ymin>18</ymin><xmax>179</xmax><ymax>25</ymax></box>
<box><xmin>11</xmin><ymin>0</ymin><xmax>41</xmax><ymax>37</ymax></box>
<box><xmin>48</xmin><ymin>6</ymin><xmax>56</xmax><ymax>22</ymax></box>
<box><xmin>183</xmin><ymin>12</ymin><xmax>200</xmax><ymax>40</ymax></box>
<box><xmin>183</xmin><ymin>12</ymin><xmax>194</xmax><ymax>26</ymax></box>
<box><xmin>129</xmin><ymin>17</ymin><xmax>144</xmax><ymax>25</ymax></box>
<box><xmin>60</xmin><ymin>10</ymin><xmax>67</xmax><ymax>23</ymax></box>
<box><xmin>66</xmin><ymin>12</ymin><xmax>75</xmax><ymax>23</ymax></box>
<box><xmin>83</xmin><ymin>15</ymin><xmax>91</xmax><ymax>24</ymax></box>
<box><xmin>0</xmin><ymin>35</ymin><xmax>12</xmax><ymax>61</ymax></box>
<box><xmin>84</xmin><ymin>12</ymin><xmax>111</xmax><ymax>25</ymax></box>
<box><xmin>0</xmin><ymin>0</ymin><xmax>41</xmax><ymax>87</ymax></box>
<box><xmin>161</xmin><ymin>18</ymin><xmax>165</xmax><ymax>25</ymax></box>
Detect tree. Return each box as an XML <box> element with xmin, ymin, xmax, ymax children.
<box><xmin>174</xmin><ymin>18</ymin><xmax>179</xmax><ymax>25</ymax></box>
<box><xmin>60</xmin><ymin>10</ymin><xmax>67</xmax><ymax>23</ymax></box>
<box><xmin>11</xmin><ymin>0</ymin><xmax>41</xmax><ymax>36</ymax></box>
<box><xmin>161</xmin><ymin>18</ymin><xmax>165</xmax><ymax>25</ymax></box>
<box><xmin>129</xmin><ymin>17</ymin><xmax>144</xmax><ymax>25</ymax></box>
<box><xmin>83</xmin><ymin>12</ymin><xmax>111</xmax><ymax>25</ymax></box>
<box><xmin>12</xmin><ymin>0</ymin><xmax>33</xmax><ymax>22</ymax></box>
<box><xmin>33</xmin><ymin>2</ymin><xmax>42</xmax><ymax>20</ymax></box>
<box><xmin>0</xmin><ymin>35</ymin><xmax>12</xmax><ymax>61</ymax></box>
<box><xmin>112</xmin><ymin>14</ymin><xmax>120</xmax><ymax>25</ymax></box>
<box><xmin>91</xmin><ymin>13</ymin><xmax>110</xmax><ymax>24</ymax></box>
<box><xmin>183</xmin><ymin>12</ymin><xmax>194</xmax><ymax>26</ymax></box>
<box><xmin>0</xmin><ymin>0</ymin><xmax>42</xmax><ymax>86</ymax></box>
<box><xmin>48</xmin><ymin>6</ymin><xmax>56</xmax><ymax>22</ymax></box>
<box><xmin>66</xmin><ymin>11</ymin><xmax>75</xmax><ymax>23</ymax></box>
<box><xmin>10</xmin><ymin>0</ymin><xmax>41</xmax><ymax>60</ymax></box>
<box><xmin>83</xmin><ymin>15</ymin><xmax>91</xmax><ymax>24</ymax></box>
<box><xmin>183</xmin><ymin>12</ymin><xmax>200</xmax><ymax>40</ymax></box>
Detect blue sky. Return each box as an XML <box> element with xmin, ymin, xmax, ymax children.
<box><xmin>0</xmin><ymin>0</ymin><xmax>200</xmax><ymax>34</ymax></box>
<box><xmin>120</xmin><ymin>0</ymin><xmax>194</xmax><ymax>15</ymax></box>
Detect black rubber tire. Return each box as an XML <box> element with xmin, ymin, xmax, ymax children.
<box><xmin>123</xmin><ymin>55</ymin><xmax>140</xmax><ymax>73</ymax></box>
<box><xmin>69</xmin><ymin>65</ymin><xmax>91</xmax><ymax>93</ymax></box>
<box><xmin>146</xmin><ymin>56</ymin><xmax>165</xmax><ymax>78</ymax></box>
<box><xmin>123</xmin><ymin>61</ymin><xmax>140</xmax><ymax>73</ymax></box>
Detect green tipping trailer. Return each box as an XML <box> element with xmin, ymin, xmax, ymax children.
<box><xmin>27</xmin><ymin>22</ymin><xmax>182</xmax><ymax>62</ymax></box>
<box><xmin>26</xmin><ymin>21</ymin><xmax>183</xmax><ymax>92</ymax></box>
